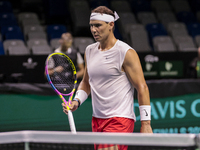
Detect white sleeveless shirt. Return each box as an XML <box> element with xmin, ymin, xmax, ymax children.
<box><xmin>85</xmin><ymin>40</ymin><xmax>136</xmax><ymax>120</ymax></box>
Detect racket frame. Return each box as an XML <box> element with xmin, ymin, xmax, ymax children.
<box><xmin>45</xmin><ymin>52</ymin><xmax>77</xmax><ymax>133</ymax></box>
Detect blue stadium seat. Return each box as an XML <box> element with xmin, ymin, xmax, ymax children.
<box><xmin>0</xmin><ymin>1</ymin><xmax>13</xmax><ymax>13</ymax></box>
<box><xmin>0</xmin><ymin>41</ymin><xmax>5</xmax><ymax>55</ymax></box>
<box><xmin>186</xmin><ymin>23</ymin><xmax>200</xmax><ymax>38</ymax></box>
<box><xmin>0</xmin><ymin>13</ymin><xmax>18</xmax><ymax>27</ymax></box>
<box><xmin>46</xmin><ymin>24</ymin><xmax>67</xmax><ymax>41</ymax></box>
<box><xmin>1</xmin><ymin>25</ymin><xmax>23</xmax><ymax>40</ymax></box>
<box><xmin>176</xmin><ymin>11</ymin><xmax>197</xmax><ymax>23</ymax></box>
<box><xmin>5</xmin><ymin>32</ymin><xmax>24</xmax><ymax>41</ymax></box>
<box><xmin>146</xmin><ymin>23</ymin><xmax>168</xmax><ymax>46</ymax></box>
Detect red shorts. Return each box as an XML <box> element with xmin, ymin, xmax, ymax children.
<box><xmin>92</xmin><ymin>117</ymin><xmax>135</xmax><ymax>150</ymax></box>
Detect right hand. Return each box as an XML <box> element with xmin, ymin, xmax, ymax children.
<box><xmin>62</xmin><ymin>100</ymin><xmax>79</xmax><ymax>115</ymax></box>
<box><xmin>55</xmin><ymin>66</ymin><xmax>64</xmax><ymax>73</ymax></box>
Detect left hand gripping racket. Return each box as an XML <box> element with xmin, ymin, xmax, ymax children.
<box><xmin>45</xmin><ymin>52</ymin><xmax>77</xmax><ymax>133</ymax></box>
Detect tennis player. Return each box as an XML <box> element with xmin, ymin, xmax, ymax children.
<box><xmin>63</xmin><ymin>6</ymin><xmax>153</xmax><ymax>150</ymax></box>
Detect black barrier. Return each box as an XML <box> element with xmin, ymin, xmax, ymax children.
<box><xmin>0</xmin><ymin>52</ymin><xmax>198</xmax><ymax>83</ymax></box>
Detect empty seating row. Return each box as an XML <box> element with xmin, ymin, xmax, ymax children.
<box><xmin>0</xmin><ymin>36</ymin><xmax>95</xmax><ymax>55</ymax></box>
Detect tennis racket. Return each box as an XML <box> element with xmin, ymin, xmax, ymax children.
<box><xmin>45</xmin><ymin>52</ymin><xmax>77</xmax><ymax>133</ymax></box>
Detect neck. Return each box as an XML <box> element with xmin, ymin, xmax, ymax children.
<box><xmin>61</xmin><ymin>45</ymin><xmax>70</xmax><ymax>52</ymax></box>
<box><xmin>99</xmin><ymin>33</ymin><xmax>117</xmax><ymax>51</ymax></box>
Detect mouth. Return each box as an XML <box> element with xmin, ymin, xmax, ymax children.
<box><xmin>93</xmin><ymin>35</ymin><xmax>99</xmax><ymax>38</ymax></box>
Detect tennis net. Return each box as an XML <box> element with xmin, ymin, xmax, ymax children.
<box><xmin>0</xmin><ymin>130</ymin><xmax>199</xmax><ymax>150</ymax></box>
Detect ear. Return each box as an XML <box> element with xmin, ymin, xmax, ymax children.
<box><xmin>109</xmin><ymin>22</ymin><xmax>115</xmax><ymax>31</ymax></box>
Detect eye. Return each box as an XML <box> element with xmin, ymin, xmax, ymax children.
<box><xmin>95</xmin><ymin>24</ymin><xmax>101</xmax><ymax>27</ymax></box>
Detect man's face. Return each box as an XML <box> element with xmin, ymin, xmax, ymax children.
<box><xmin>59</xmin><ymin>33</ymin><xmax>73</xmax><ymax>48</ymax></box>
<box><xmin>89</xmin><ymin>20</ymin><xmax>111</xmax><ymax>42</ymax></box>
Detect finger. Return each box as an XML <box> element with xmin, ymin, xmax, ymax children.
<box><xmin>63</xmin><ymin>108</ymin><xmax>68</xmax><ymax>114</ymax></box>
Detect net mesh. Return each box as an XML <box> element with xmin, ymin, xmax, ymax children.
<box><xmin>0</xmin><ymin>131</ymin><xmax>199</xmax><ymax>150</ymax></box>
<box><xmin>47</xmin><ymin>54</ymin><xmax>75</xmax><ymax>94</ymax></box>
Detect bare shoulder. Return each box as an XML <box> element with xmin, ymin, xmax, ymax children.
<box><xmin>124</xmin><ymin>49</ymin><xmax>140</xmax><ymax>65</ymax></box>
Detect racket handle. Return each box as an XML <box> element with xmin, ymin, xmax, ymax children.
<box><xmin>68</xmin><ymin>110</ymin><xmax>77</xmax><ymax>134</ymax></box>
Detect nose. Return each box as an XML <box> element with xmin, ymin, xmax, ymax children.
<box><xmin>90</xmin><ymin>26</ymin><xmax>96</xmax><ymax>33</ymax></box>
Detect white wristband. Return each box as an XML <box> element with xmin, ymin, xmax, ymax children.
<box><xmin>139</xmin><ymin>105</ymin><xmax>151</xmax><ymax>121</ymax></box>
<box><xmin>74</xmin><ymin>90</ymin><xmax>88</xmax><ymax>105</ymax></box>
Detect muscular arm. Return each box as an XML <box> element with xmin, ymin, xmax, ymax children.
<box><xmin>123</xmin><ymin>49</ymin><xmax>153</xmax><ymax>133</ymax></box>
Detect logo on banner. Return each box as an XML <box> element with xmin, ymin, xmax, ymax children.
<box><xmin>23</xmin><ymin>58</ymin><xmax>38</xmax><ymax>69</ymax></box>
<box><xmin>146</xmin><ymin>62</ymin><xmax>152</xmax><ymax>71</ymax></box>
<box><xmin>165</xmin><ymin>62</ymin><xmax>173</xmax><ymax>71</ymax></box>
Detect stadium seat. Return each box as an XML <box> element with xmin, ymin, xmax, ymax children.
<box><xmin>170</xmin><ymin>0</ymin><xmax>191</xmax><ymax>13</ymax></box>
<box><xmin>0</xmin><ymin>25</ymin><xmax>22</xmax><ymax>36</ymax></box>
<box><xmin>129</xmin><ymin>30</ymin><xmax>152</xmax><ymax>52</ymax></box>
<box><xmin>50</xmin><ymin>38</ymin><xmax>60</xmax><ymax>50</ymax></box>
<box><xmin>117</xmin><ymin>12</ymin><xmax>138</xmax><ymax>39</ymax></box>
<box><xmin>18</xmin><ymin>12</ymin><xmax>39</xmax><ymax>23</ymax></box>
<box><xmin>130</xmin><ymin>0</ymin><xmax>151</xmax><ymax>13</ymax></box>
<box><xmin>27</xmin><ymin>32</ymin><xmax>47</xmax><ymax>40</ymax></box>
<box><xmin>171</xmin><ymin>28</ymin><xmax>189</xmax><ymax>39</ymax></box>
<box><xmin>178</xmin><ymin>42</ymin><xmax>197</xmax><ymax>52</ymax></box>
<box><xmin>186</xmin><ymin>23</ymin><xmax>200</xmax><ymax>38</ymax></box>
<box><xmin>137</xmin><ymin>11</ymin><xmax>158</xmax><ymax>25</ymax></box>
<box><xmin>146</xmin><ymin>23</ymin><xmax>168</xmax><ymax>46</ymax></box>
<box><xmin>153</xmin><ymin>36</ymin><xmax>176</xmax><ymax>52</ymax></box>
<box><xmin>167</xmin><ymin>22</ymin><xmax>188</xmax><ymax>35</ymax></box>
<box><xmin>73</xmin><ymin>37</ymin><xmax>94</xmax><ymax>54</ymax></box>
<box><xmin>23</xmin><ymin>25</ymin><xmax>45</xmax><ymax>39</ymax></box>
<box><xmin>124</xmin><ymin>24</ymin><xmax>145</xmax><ymax>45</ymax></box>
<box><xmin>31</xmin><ymin>45</ymin><xmax>52</xmax><ymax>55</ymax></box>
<box><xmin>27</xmin><ymin>39</ymin><xmax>49</xmax><ymax>50</ymax></box>
<box><xmin>110</xmin><ymin>0</ymin><xmax>132</xmax><ymax>12</ymax></box>
<box><xmin>176</xmin><ymin>11</ymin><xmax>196</xmax><ymax>24</ymax></box>
<box><xmin>69</xmin><ymin>0</ymin><xmax>90</xmax><ymax>36</ymax></box>
<box><xmin>0</xmin><ymin>1</ymin><xmax>13</xmax><ymax>13</ymax></box>
<box><xmin>0</xmin><ymin>13</ymin><xmax>18</xmax><ymax>27</ymax></box>
<box><xmin>156</xmin><ymin>43</ymin><xmax>177</xmax><ymax>52</ymax></box>
<box><xmin>46</xmin><ymin>24</ymin><xmax>67</xmax><ymax>41</ymax></box>
<box><xmin>6</xmin><ymin>45</ymin><xmax>30</xmax><ymax>55</ymax></box>
<box><xmin>0</xmin><ymin>41</ymin><xmax>5</xmax><ymax>55</ymax></box>
<box><xmin>3</xmin><ymin>39</ymin><xmax>26</xmax><ymax>51</ymax></box>
<box><xmin>151</xmin><ymin>0</ymin><xmax>172</xmax><ymax>13</ymax></box>
<box><xmin>21</xmin><ymin>18</ymin><xmax>40</xmax><ymax>28</ymax></box>
<box><xmin>48</xmin><ymin>32</ymin><xmax>63</xmax><ymax>41</ymax></box>
<box><xmin>173</xmin><ymin>35</ymin><xmax>197</xmax><ymax>52</ymax></box>
<box><xmin>157</xmin><ymin>12</ymin><xmax>177</xmax><ymax>29</ymax></box>
<box><xmin>5</xmin><ymin>31</ymin><xmax>24</xmax><ymax>41</ymax></box>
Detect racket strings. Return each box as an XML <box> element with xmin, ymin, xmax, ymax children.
<box><xmin>48</xmin><ymin>55</ymin><xmax>75</xmax><ymax>94</ymax></box>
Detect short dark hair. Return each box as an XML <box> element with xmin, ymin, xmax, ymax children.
<box><xmin>91</xmin><ymin>6</ymin><xmax>115</xmax><ymax>19</ymax></box>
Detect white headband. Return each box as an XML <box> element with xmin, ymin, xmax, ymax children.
<box><xmin>90</xmin><ymin>11</ymin><xmax>119</xmax><ymax>22</ymax></box>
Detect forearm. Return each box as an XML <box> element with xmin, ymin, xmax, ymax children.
<box><xmin>76</xmin><ymin>70</ymin><xmax>84</xmax><ymax>79</ymax></box>
<box><xmin>137</xmin><ymin>83</ymin><xmax>150</xmax><ymax>106</ymax></box>
<box><xmin>77</xmin><ymin>79</ymin><xmax>91</xmax><ymax>95</ymax></box>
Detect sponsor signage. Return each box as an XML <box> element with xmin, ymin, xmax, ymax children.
<box><xmin>142</xmin><ymin>61</ymin><xmax>183</xmax><ymax>78</ymax></box>
<box><xmin>134</xmin><ymin>94</ymin><xmax>200</xmax><ymax>134</ymax></box>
